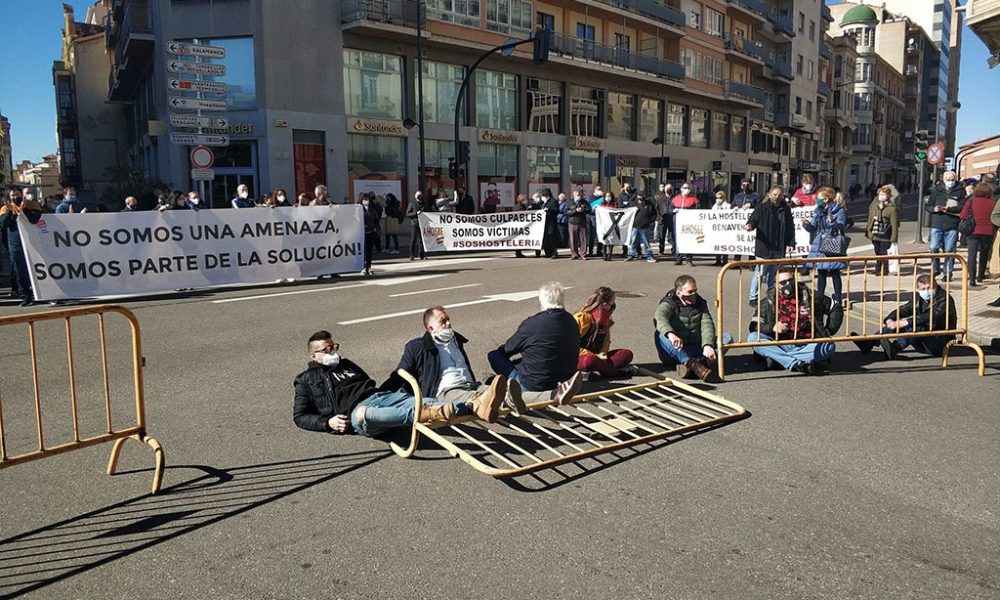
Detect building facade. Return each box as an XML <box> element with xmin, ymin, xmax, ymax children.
<box><xmin>965</xmin><ymin>0</ymin><xmax>1000</xmax><ymax>68</ymax></box>
<box><xmin>958</xmin><ymin>134</ymin><xmax>1000</xmax><ymax>181</ymax></box>
<box><xmin>822</xmin><ymin>33</ymin><xmax>858</xmax><ymax>193</ymax></box>
<box><xmin>0</xmin><ymin>116</ymin><xmax>12</xmax><ymax>190</ymax></box>
<box><xmin>15</xmin><ymin>155</ymin><xmax>63</xmax><ymax>200</ymax></box>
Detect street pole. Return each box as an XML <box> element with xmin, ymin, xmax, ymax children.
<box><xmin>913</xmin><ymin>159</ymin><xmax>925</xmax><ymax>244</ymax></box>
<box><xmin>415</xmin><ymin>1</ymin><xmax>426</xmax><ymax>199</ymax></box>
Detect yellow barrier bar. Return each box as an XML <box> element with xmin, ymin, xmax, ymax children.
<box><xmin>0</xmin><ymin>305</ymin><xmax>166</xmax><ymax>494</ymax></box>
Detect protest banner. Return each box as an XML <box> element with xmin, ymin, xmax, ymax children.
<box><xmin>18</xmin><ymin>206</ymin><xmax>363</xmax><ymax>300</ymax></box>
<box><xmin>674</xmin><ymin>207</ymin><xmax>814</xmax><ymax>256</ymax></box>
<box><xmin>417</xmin><ymin>209</ymin><xmax>545</xmax><ymax>251</ymax></box>
<box><xmin>594</xmin><ymin>206</ymin><xmax>637</xmax><ymax>246</ymax></box>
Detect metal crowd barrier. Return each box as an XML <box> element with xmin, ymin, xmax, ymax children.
<box><xmin>390</xmin><ymin>368</ymin><xmax>746</xmax><ymax>477</ymax></box>
<box><xmin>714</xmin><ymin>253</ymin><xmax>986</xmax><ymax>378</ymax></box>
<box><xmin>0</xmin><ymin>305</ymin><xmax>165</xmax><ymax>494</ymax></box>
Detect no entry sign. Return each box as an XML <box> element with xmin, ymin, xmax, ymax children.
<box><xmin>190</xmin><ymin>145</ymin><xmax>215</xmax><ymax>169</ymax></box>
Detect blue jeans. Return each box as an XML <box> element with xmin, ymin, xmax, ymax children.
<box><xmin>350</xmin><ymin>390</ymin><xmax>458</xmax><ymax>437</ymax></box>
<box><xmin>487</xmin><ymin>349</ymin><xmax>522</xmax><ymax>385</ymax></box>
<box><xmin>628</xmin><ymin>226</ymin><xmax>654</xmax><ymax>259</ymax></box>
<box><xmin>747</xmin><ymin>331</ymin><xmax>835</xmax><ymax>370</ymax></box>
<box><xmin>655</xmin><ymin>332</ymin><xmax>733</xmax><ymax>366</ymax></box>
<box><xmin>748</xmin><ymin>263</ymin><xmax>777</xmax><ymax>302</ymax></box>
<box><xmin>882</xmin><ymin>325</ymin><xmax>951</xmax><ymax>357</ymax></box>
<box><xmin>928</xmin><ymin>228</ymin><xmax>958</xmax><ymax>277</ymax></box>
<box><xmin>7</xmin><ymin>235</ymin><xmax>32</xmax><ymax>301</ymax></box>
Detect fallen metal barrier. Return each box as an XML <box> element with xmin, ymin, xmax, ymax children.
<box><xmin>0</xmin><ymin>305</ymin><xmax>165</xmax><ymax>494</ymax></box>
<box><xmin>390</xmin><ymin>368</ymin><xmax>747</xmax><ymax>477</ymax></box>
<box><xmin>714</xmin><ymin>253</ymin><xmax>986</xmax><ymax>378</ymax></box>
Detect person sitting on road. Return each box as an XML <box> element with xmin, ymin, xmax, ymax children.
<box><xmin>396</xmin><ymin>307</ymin><xmax>525</xmax><ymax>419</ymax></box>
<box><xmin>653</xmin><ymin>275</ymin><xmax>727</xmax><ymax>382</ymax></box>
<box><xmin>852</xmin><ymin>274</ymin><xmax>957</xmax><ymax>359</ymax></box>
<box><xmin>574</xmin><ymin>287</ymin><xmax>637</xmax><ymax>380</ymax></box>
<box><xmin>488</xmin><ymin>282</ymin><xmax>584</xmax><ymax>406</ymax></box>
<box><xmin>293</xmin><ymin>331</ymin><xmax>507</xmax><ymax>437</ymax></box>
<box><xmin>747</xmin><ymin>266</ymin><xmax>843</xmax><ymax>375</ymax></box>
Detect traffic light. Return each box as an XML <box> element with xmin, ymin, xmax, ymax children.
<box><xmin>533</xmin><ymin>28</ymin><xmax>551</xmax><ymax>65</ymax></box>
<box><xmin>448</xmin><ymin>159</ymin><xmax>457</xmax><ymax>180</ymax></box>
<box><xmin>914</xmin><ymin>130</ymin><xmax>929</xmax><ymax>162</ymax></box>
<box><xmin>457</xmin><ymin>141</ymin><xmax>471</xmax><ymax>164</ymax></box>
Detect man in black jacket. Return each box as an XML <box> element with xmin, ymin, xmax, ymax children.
<box><xmin>293</xmin><ymin>330</ymin><xmax>506</xmax><ymax>437</ymax></box>
<box><xmin>853</xmin><ymin>274</ymin><xmax>957</xmax><ymax>359</ymax></box>
<box><xmin>627</xmin><ymin>193</ymin><xmax>657</xmax><ymax>262</ymax></box>
<box><xmin>540</xmin><ymin>188</ymin><xmax>561</xmax><ymax>258</ymax></box>
<box><xmin>487</xmin><ymin>282</ymin><xmax>583</xmax><ymax>405</ymax></box>
<box><xmin>2</xmin><ymin>186</ymin><xmax>43</xmax><ymax>306</ymax></box>
<box><xmin>397</xmin><ymin>307</ymin><xmax>525</xmax><ymax>416</ymax></box>
<box><xmin>746</xmin><ymin>267</ymin><xmax>842</xmax><ymax>375</ymax></box>
<box><xmin>745</xmin><ymin>185</ymin><xmax>795</xmax><ymax>307</ymax></box>
<box><xmin>925</xmin><ymin>171</ymin><xmax>966</xmax><ymax>279</ymax></box>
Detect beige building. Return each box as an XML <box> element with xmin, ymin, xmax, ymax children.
<box><xmin>822</xmin><ymin>34</ymin><xmax>858</xmax><ymax>192</ymax></box>
<box><xmin>16</xmin><ymin>155</ymin><xmax>63</xmax><ymax>200</ymax></box>
<box><xmin>53</xmin><ymin>1</ymin><xmax>128</xmax><ymax>208</ymax></box>
<box><xmin>966</xmin><ymin>0</ymin><xmax>1000</xmax><ymax>67</ymax></box>
<box><xmin>958</xmin><ymin>134</ymin><xmax>1000</xmax><ymax>181</ymax></box>
<box><xmin>0</xmin><ymin>115</ymin><xmax>11</xmax><ymax>190</ymax></box>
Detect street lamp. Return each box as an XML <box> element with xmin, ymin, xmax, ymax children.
<box><xmin>414</xmin><ymin>0</ymin><xmax>427</xmax><ymax>197</ymax></box>
<box><xmin>651</xmin><ymin>137</ymin><xmax>666</xmax><ymax>185</ymax></box>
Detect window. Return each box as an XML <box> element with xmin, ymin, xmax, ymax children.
<box><xmin>347</xmin><ymin>135</ymin><xmax>406</xmax><ymax>201</ymax></box>
<box><xmin>689</xmin><ymin>108</ymin><xmax>707</xmax><ymax>148</ymax></box>
<box><xmin>576</xmin><ymin>23</ymin><xmax>595</xmax><ymax>40</ymax></box>
<box><xmin>614</xmin><ymin>32</ymin><xmax>630</xmax><ymax>51</ymax></box>
<box><xmin>638</xmin><ymin>97</ymin><xmax>662</xmax><ymax>142</ymax></box>
<box><xmin>806</xmin><ymin>100</ymin><xmax>812</xmax><ymax>119</ymax></box>
<box><xmin>854</xmin><ymin>92</ymin><xmax>872</xmax><ymax>110</ymax></box>
<box><xmin>180</xmin><ymin>37</ymin><xmax>257</xmax><ymax>110</ymax></box>
<box><xmin>683</xmin><ymin>0</ymin><xmax>702</xmax><ymax>30</ymax></box>
<box><xmin>487</xmin><ymin>0</ymin><xmax>533</xmax><ymax>36</ymax></box>
<box><xmin>809</xmin><ymin>20</ymin><xmax>815</xmax><ymax>41</ymax></box>
<box><xmin>537</xmin><ymin>12</ymin><xmax>554</xmax><ymax>30</ymax></box>
<box><xmin>710</xmin><ymin>112</ymin><xmax>728</xmax><ymax>150</ymax></box>
<box><xmin>422</xmin><ymin>61</ymin><xmax>465</xmax><ymax>125</ymax></box>
<box><xmin>343</xmin><ymin>49</ymin><xmax>403</xmax><ymax>118</ymax></box>
<box><xmin>666</xmin><ymin>103</ymin><xmax>686</xmax><ymax>146</ymax></box>
<box><xmin>834</xmin><ymin>55</ymin><xmax>842</xmax><ymax>78</ymax></box>
<box><xmin>776</xmin><ymin>93</ymin><xmax>787</xmax><ymax>113</ymax></box>
<box><xmin>853</xmin><ymin>123</ymin><xmax>871</xmax><ymax>145</ymax></box>
<box><xmin>606</xmin><ymin>92</ymin><xmax>635</xmax><ymax>140</ymax></box>
<box><xmin>795</xmin><ymin>96</ymin><xmax>802</xmax><ymax>114</ymax></box>
<box><xmin>796</xmin><ymin>54</ymin><xmax>803</xmax><ymax>75</ymax></box>
<box><xmin>526</xmin><ymin>146</ymin><xmax>561</xmax><ymax>187</ymax></box>
<box><xmin>807</xmin><ymin>60</ymin><xmax>814</xmax><ymax>80</ymax></box>
<box><xmin>427</xmin><ymin>0</ymin><xmax>480</xmax><ymax>27</ymax></box>
<box><xmin>799</xmin><ymin>12</ymin><xmax>805</xmax><ymax>33</ymax></box>
<box><xmin>526</xmin><ymin>78</ymin><xmax>563</xmax><ymax>134</ymax></box>
<box><xmin>569</xmin><ymin>150</ymin><xmax>600</xmax><ymax>191</ymax></box>
<box><xmin>682</xmin><ymin>48</ymin><xmax>723</xmax><ymax>86</ymax></box>
<box><xmin>731</xmin><ymin>115</ymin><xmax>746</xmax><ymax>153</ymax></box>
<box><xmin>570</xmin><ymin>84</ymin><xmax>602</xmax><ymax>137</ymax></box>
<box><xmin>475</xmin><ymin>69</ymin><xmax>518</xmax><ymax>129</ymax></box>
<box><xmin>705</xmin><ymin>8</ymin><xmax>724</xmax><ymax>37</ymax></box>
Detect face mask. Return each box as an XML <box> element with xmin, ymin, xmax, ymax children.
<box><xmin>433</xmin><ymin>328</ymin><xmax>455</xmax><ymax>344</ymax></box>
<box><xmin>239</xmin><ymin>192</ymin><xmax>249</xmax><ymax>199</ymax></box>
<box><xmin>918</xmin><ymin>290</ymin><xmax>932</xmax><ymax>301</ymax></box>
<box><xmin>320</xmin><ymin>353</ymin><xmax>341</xmax><ymax>367</ymax></box>
<box><xmin>878</xmin><ymin>194</ymin><xmax>888</xmax><ymax>202</ymax></box>
<box><xmin>190</xmin><ymin>197</ymin><xmax>200</xmax><ymax>205</ymax></box>
<box><xmin>680</xmin><ymin>293</ymin><xmax>697</xmax><ymax>305</ymax></box>
<box><xmin>741</xmin><ymin>184</ymin><xmax>750</xmax><ymax>190</ymax></box>
<box><xmin>681</xmin><ymin>188</ymin><xmax>691</xmax><ymax>195</ymax></box>
<box><xmin>944</xmin><ymin>180</ymin><xmax>955</xmax><ymax>189</ymax></box>
<box><xmin>362</xmin><ymin>200</ymin><xmax>370</xmax><ymax>207</ymax></box>
<box><xmin>779</xmin><ymin>280</ymin><xmax>796</xmax><ymax>297</ymax></box>
<box><xmin>277</xmin><ymin>195</ymin><xmax>286</xmax><ymax>203</ymax></box>
<box><xmin>66</xmin><ymin>195</ymin><xmax>76</xmax><ymax>202</ymax></box>
<box><xmin>803</xmin><ymin>184</ymin><xmax>813</xmax><ymax>193</ymax></box>
<box><xmin>816</xmin><ymin>197</ymin><xmax>825</xmax><ymax>206</ymax></box>
<box><xmin>24</xmin><ymin>193</ymin><xmax>33</xmax><ymax>201</ymax></box>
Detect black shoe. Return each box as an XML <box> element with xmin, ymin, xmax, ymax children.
<box><xmin>880</xmin><ymin>339</ymin><xmax>900</xmax><ymax>360</ymax></box>
<box><xmin>748</xmin><ymin>298</ymin><xmax>758</xmax><ymax>309</ymax></box>
<box><xmin>793</xmin><ymin>362</ymin><xmax>824</xmax><ymax>375</ymax></box>
<box><xmin>851</xmin><ymin>334</ymin><xmax>875</xmax><ymax>355</ymax></box>
<box><xmin>988</xmin><ymin>297</ymin><xmax>1000</xmax><ymax>308</ymax></box>
<box><xmin>19</xmin><ymin>299</ymin><xmax>34</xmax><ymax>307</ymax></box>
<box><xmin>674</xmin><ymin>260</ymin><xmax>683</xmax><ymax>265</ymax></box>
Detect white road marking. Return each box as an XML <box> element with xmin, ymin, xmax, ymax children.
<box><xmin>388</xmin><ymin>283</ymin><xmax>482</xmax><ymax>297</ymax></box>
<box><xmin>847</xmin><ymin>245</ymin><xmax>874</xmax><ymax>254</ymax></box>
<box><xmin>337</xmin><ymin>289</ymin><xmax>541</xmax><ymax>325</ymax></box>
<box><xmin>377</xmin><ymin>257</ymin><xmax>499</xmax><ymax>271</ymax></box>
<box><xmin>210</xmin><ymin>274</ymin><xmax>446</xmax><ymax>304</ymax></box>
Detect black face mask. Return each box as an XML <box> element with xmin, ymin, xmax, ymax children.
<box><xmin>779</xmin><ymin>280</ymin><xmax>797</xmax><ymax>297</ymax></box>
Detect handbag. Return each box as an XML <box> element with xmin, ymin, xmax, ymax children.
<box><xmin>871</xmin><ymin>217</ymin><xmax>892</xmax><ymax>237</ymax></box>
<box><xmin>958</xmin><ymin>201</ymin><xmax>976</xmax><ymax>236</ymax></box>
<box><xmin>819</xmin><ymin>230</ymin><xmax>850</xmax><ymax>256</ymax></box>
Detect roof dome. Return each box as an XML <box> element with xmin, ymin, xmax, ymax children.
<box><xmin>841</xmin><ymin>4</ymin><xmax>878</xmax><ymax>27</ymax></box>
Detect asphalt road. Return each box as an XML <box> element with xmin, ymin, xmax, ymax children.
<box><xmin>1</xmin><ymin>230</ymin><xmax>998</xmax><ymax>599</ymax></box>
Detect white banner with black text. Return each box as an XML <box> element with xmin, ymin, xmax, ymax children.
<box><xmin>18</xmin><ymin>206</ymin><xmax>364</xmax><ymax>300</ymax></box>
<box><xmin>674</xmin><ymin>208</ymin><xmax>814</xmax><ymax>256</ymax></box>
<box><xmin>417</xmin><ymin>209</ymin><xmax>545</xmax><ymax>251</ymax></box>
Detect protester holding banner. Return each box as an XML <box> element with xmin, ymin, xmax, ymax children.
<box><xmin>746</xmin><ymin>186</ymin><xmax>794</xmax><ymax>308</ymax></box>
<box><xmin>627</xmin><ymin>193</ymin><xmax>657</xmax><ymax>263</ymax></box>
<box><xmin>2</xmin><ymin>185</ymin><xmax>42</xmax><ymax>306</ymax></box>
<box><xmin>803</xmin><ymin>187</ymin><xmax>849</xmax><ymax>305</ymax></box>
<box><xmin>790</xmin><ymin>174</ymin><xmax>818</xmax><ymax>207</ymax></box>
<box><xmin>407</xmin><ymin>191</ymin><xmax>428</xmax><ymax>261</ymax></box>
<box><xmin>670</xmin><ymin>183</ymin><xmax>699</xmax><ymax>266</ymax></box>
<box><xmin>231</xmin><ymin>184</ymin><xmax>255</xmax><ymax>209</ymax></box>
<box><xmin>565</xmin><ymin>190</ymin><xmax>591</xmax><ymax>260</ymax></box>
<box><xmin>596</xmin><ymin>192</ymin><xmax>622</xmax><ymax>262</ymax></box>
<box><xmin>711</xmin><ymin>191</ymin><xmax>732</xmax><ymax>266</ymax></box>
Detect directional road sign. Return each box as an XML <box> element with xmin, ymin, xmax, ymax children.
<box><xmin>168</xmin><ymin>79</ymin><xmax>228</xmax><ymax>94</ymax></box>
<box><xmin>191</xmin><ymin>168</ymin><xmax>216</xmax><ymax>181</ymax></box>
<box><xmin>168</xmin><ymin>97</ymin><xmax>228</xmax><ymax>111</ymax></box>
<box><xmin>169</xmin><ymin>114</ymin><xmax>230</xmax><ymax>129</ymax></box>
<box><xmin>190</xmin><ymin>145</ymin><xmax>215</xmax><ymax>169</ymax></box>
<box><xmin>927</xmin><ymin>142</ymin><xmax>944</xmax><ymax>166</ymax></box>
<box><xmin>166</xmin><ymin>41</ymin><xmax>226</xmax><ymax>59</ymax></box>
<box><xmin>170</xmin><ymin>133</ymin><xmax>230</xmax><ymax>146</ymax></box>
<box><xmin>166</xmin><ymin>60</ymin><xmax>226</xmax><ymax>77</ymax></box>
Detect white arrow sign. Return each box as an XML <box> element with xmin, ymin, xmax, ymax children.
<box><xmin>169</xmin><ymin>114</ymin><xmax>230</xmax><ymax>129</ymax></box>
<box><xmin>168</xmin><ymin>78</ymin><xmax>228</xmax><ymax>94</ymax></box>
<box><xmin>166</xmin><ymin>60</ymin><xmax>226</xmax><ymax>77</ymax></box>
<box><xmin>166</xmin><ymin>41</ymin><xmax>226</xmax><ymax>59</ymax></box>
<box><xmin>168</xmin><ymin>97</ymin><xmax>228</xmax><ymax>111</ymax></box>
<box><xmin>170</xmin><ymin>133</ymin><xmax>230</xmax><ymax>146</ymax></box>
<box><xmin>337</xmin><ymin>289</ymin><xmax>545</xmax><ymax>325</ymax></box>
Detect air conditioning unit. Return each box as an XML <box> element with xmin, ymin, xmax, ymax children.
<box><xmin>526</xmin><ymin>77</ymin><xmax>540</xmax><ymax>91</ymax></box>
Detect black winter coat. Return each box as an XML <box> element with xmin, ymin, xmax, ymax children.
<box><xmin>925</xmin><ymin>184</ymin><xmax>966</xmax><ymax>231</ymax></box>
<box><xmin>747</xmin><ymin>199</ymin><xmax>794</xmax><ymax>258</ymax></box>
<box><xmin>886</xmin><ymin>287</ymin><xmax>957</xmax><ymax>334</ymax></box>
<box><xmin>500</xmin><ymin>309</ymin><xmax>579</xmax><ymax>392</ymax></box>
<box><xmin>292</xmin><ymin>358</ymin><xmax>385</xmax><ymax>433</ymax></box>
<box><xmin>756</xmin><ymin>284</ymin><xmax>844</xmax><ymax>339</ymax></box>
<box><xmin>394</xmin><ymin>331</ymin><xmax>477</xmax><ymax>399</ymax></box>
<box><xmin>633</xmin><ymin>201</ymin><xmax>657</xmax><ymax>229</ymax></box>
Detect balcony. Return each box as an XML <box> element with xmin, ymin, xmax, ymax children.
<box><xmin>727</xmin><ymin>0</ymin><xmax>769</xmax><ymax>21</ymax></box>
<box><xmin>771</xmin><ymin>57</ymin><xmax>794</xmax><ymax>80</ymax></box>
<box><xmin>767</xmin><ymin>10</ymin><xmax>796</xmax><ymax>38</ymax></box>
<box><xmin>107</xmin><ymin>1</ymin><xmax>154</xmax><ymax>102</ymax></box>
<box><xmin>905</xmin><ymin>65</ymin><xmax>919</xmax><ymax>77</ymax></box>
<box><xmin>598</xmin><ymin>0</ymin><xmax>686</xmax><ymax>30</ymax></box>
<box><xmin>342</xmin><ymin>0</ymin><xmax>421</xmax><ymax>28</ymax></box>
<box><xmin>817</xmin><ymin>81</ymin><xmax>831</xmax><ymax>97</ymax></box>
<box><xmin>549</xmin><ymin>31</ymin><xmax>685</xmax><ymax>81</ymax></box>
<box><xmin>821</xmin><ymin>3</ymin><xmax>833</xmax><ymax>22</ymax></box>
<box><xmin>726</xmin><ymin>81</ymin><xmax>767</xmax><ymax>106</ymax></box>
<box><xmin>903</xmin><ymin>109</ymin><xmax>917</xmax><ymax>121</ymax></box>
<box><xmin>724</xmin><ymin>34</ymin><xmax>767</xmax><ymax>63</ymax></box>
<box><xmin>903</xmin><ymin>84</ymin><xmax>918</xmax><ymax>98</ymax></box>
<box><xmin>776</xmin><ymin>110</ymin><xmax>810</xmax><ymax>130</ymax></box>
<box><xmin>819</xmin><ymin>43</ymin><xmax>832</xmax><ymax>61</ymax></box>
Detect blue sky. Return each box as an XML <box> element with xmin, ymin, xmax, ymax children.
<box><xmin>0</xmin><ymin>0</ymin><xmax>997</xmax><ymax>166</ymax></box>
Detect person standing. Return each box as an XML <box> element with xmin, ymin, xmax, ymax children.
<box><xmin>655</xmin><ymin>185</ymin><xmax>674</xmax><ymax>255</ymax></box>
<box><xmin>383</xmin><ymin>192</ymin><xmax>402</xmax><ymax>254</ymax></box>
<box><xmin>407</xmin><ymin>191</ymin><xmax>429</xmax><ymax>261</ymax></box>
<box><xmin>231</xmin><ymin>184</ymin><xmax>255</xmax><ymax>208</ymax></box>
<box><xmin>1</xmin><ymin>186</ymin><xmax>43</xmax><ymax>306</ymax></box>
<box><xmin>540</xmin><ymin>188</ymin><xmax>560</xmax><ymax>258</ymax></box>
<box><xmin>926</xmin><ymin>170</ymin><xmax>966</xmax><ymax>279</ymax></box>
<box><xmin>556</xmin><ymin>192</ymin><xmax>571</xmax><ymax>249</ymax></box>
<box><xmin>733</xmin><ymin>179</ymin><xmax>760</xmax><ymax>211</ymax></box>
<box><xmin>804</xmin><ymin>187</ymin><xmax>849</xmax><ymax>304</ymax></box>
<box><xmin>745</xmin><ymin>185</ymin><xmax>794</xmax><ymax>307</ymax></box>
<box><xmin>988</xmin><ymin>197</ymin><xmax>1000</xmax><ymax>307</ymax></box>
<box><xmin>627</xmin><ymin>193</ymin><xmax>657</xmax><ymax>263</ymax></box>
<box><xmin>711</xmin><ymin>190</ymin><xmax>732</xmax><ymax>266</ymax></box>
<box><xmin>361</xmin><ymin>194</ymin><xmax>380</xmax><ymax>276</ymax></box>
<box><xmin>121</xmin><ymin>196</ymin><xmax>139</xmax><ymax>211</ymax></box>
<box><xmin>54</xmin><ymin>186</ymin><xmax>80</xmax><ymax>213</ymax></box>
<box><xmin>670</xmin><ymin>182</ymin><xmax>699</xmax><ymax>266</ymax></box>
<box><xmin>565</xmin><ymin>189</ymin><xmax>591</xmax><ymax>260</ymax></box>
<box><xmin>865</xmin><ymin>185</ymin><xmax>899</xmax><ymax>275</ymax></box>
<box><xmin>311</xmin><ymin>184</ymin><xmax>331</xmax><ymax>206</ymax></box>
<box><xmin>958</xmin><ymin>182</ymin><xmax>997</xmax><ymax>287</ymax></box>
<box><xmin>789</xmin><ymin>174</ymin><xmax>818</xmax><ymax>207</ymax></box>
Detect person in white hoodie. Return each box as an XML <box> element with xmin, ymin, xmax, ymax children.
<box><xmin>711</xmin><ymin>190</ymin><xmax>732</xmax><ymax>266</ymax></box>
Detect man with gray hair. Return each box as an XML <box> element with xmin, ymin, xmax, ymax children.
<box><xmin>487</xmin><ymin>281</ymin><xmax>583</xmax><ymax>405</ymax></box>
<box><xmin>926</xmin><ymin>170</ymin><xmax>966</xmax><ymax>279</ymax></box>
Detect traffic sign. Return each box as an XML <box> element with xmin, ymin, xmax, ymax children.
<box><xmin>166</xmin><ymin>60</ymin><xmax>227</xmax><ymax>77</ymax></box>
<box><xmin>168</xmin><ymin>78</ymin><xmax>228</xmax><ymax>94</ymax></box>
<box><xmin>169</xmin><ymin>114</ymin><xmax>229</xmax><ymax>129</ymax></box>
<box><xmin>927</xmin><ymin>142</ymin><xmax>944</xmax><ymax>165</ymax></box>
<box><xmin>170</xmin><ymin>133</ymin><xmax>230</xmax><ymax>146</ymax></box>
<box><xmin>168</xmin><ymin>97</ymin><xmax>228</xmax><ymax>111</ymax></box>
<box><xmin>166</xmin><ymin>41</ymin><xmax>226</xmax><ymax>59</ymax></box>
<box><xmin>190</xmin><ymin>145</ymin><xmax>215</xmax><ymax>169</ymax></box>
<box><xmin>191</xmin><ymin>168</ymin><xmax>215</xmax><ymax>181</ymax></box>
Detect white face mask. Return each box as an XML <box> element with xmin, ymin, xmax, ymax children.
<box><xmin>24</xmin><ymin>193</ymin><xmax>33</xmax><ymax>201</ymax></box>
<box><xmin>362</xmin><ymin>200</ymin><xmax>370</xmax><ymax>207</ymax></box>
<box><xmin>944</xmin><ymin>180</ymin><xmax>955</xmax><ymax>189</ymax></box>
<box><xmin>878</xmin><ymin>194</ymin><xmax>888</xmax><ymax>202</ymax></box>
<box><xmin>918</xmin><ymin>290</ymin><xmax>932</xmax><ymax>301</ymax></box>
<box><xmin>320</xmin><ymin>352</ymin><xmax>341</xmax><ymax>367</ymax></box>
<box><xmin>681</xmin><ymin>188</ymin><xmax>691</xmax><ymax>195</ymax></box>
<box><xmin>803</xmin><ymin>184</ymin><xmax>813</xmax><ymax>193</ymax></box>
<box><xmin>433</xmin><ymin>327</ymin><xmax>455</xmax><ymax>344</ymax></box>
<box><xmin>277</xmin><ymin>195</ymin><xmax>286</xmax><ymax>202</ymax></box>
<box><xmin>238</xmin><ymin>191</ymin><xmax>249</xmax><ymax>199</ymax></box>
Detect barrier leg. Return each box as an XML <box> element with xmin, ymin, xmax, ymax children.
<box><xmin>942</xmin><ymin>340</ymin><xmax>986</xmax><ymax>377</ymax></box>
<box><xmin>106</xmin><ymin>433</ymin><xmax>166</xmax><ymax>494</ymax></box>
<box><xmin>389</xmin><ymin>369</ymin><xmax>422</xmax><ymax>458</ymax></box>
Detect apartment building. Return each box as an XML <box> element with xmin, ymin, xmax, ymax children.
<box><xmin>958</xmin><ymin>134</ymin><xmax>1000</xmax><ymax>181</ymax></box>
<box><xmin>0</xmin><ymin>115</ymin><xmax>11</xmax><ymax>190</ymax></box>
<box><xmin>15</xmin><ymin>155</ymin><xmax>63</xmax><ymax>200</ymax></box>
<box><xmin>822</xmin><ymin>33</ymin><xmax>858</xmax><ymax>192</ymax></box>
<box><xmin>965</xmin><ymin>0</ymin><xmax>1000</xmax><ymax>68</ymax></box>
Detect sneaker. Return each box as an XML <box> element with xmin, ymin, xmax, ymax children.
<box><xmin>473</xmin><ymin>376</ymin><xmax>508</xmax><ymax>423</ymax></box>
<box><xmin>988</xmin><ymin>297</ymin><xmax>1000</xmax><ymax>308</ymax></box>
<box><xmin>626</xmin><ymin>256</ymin><xmax>636</xmax><ymax>261</ymax></box>
<box><xmin>619</xmin><ymin>364</ymin><xmax>640</xmax><ymax>377</ymax></box>
<box><xmin>552</xmin><ymin>371</ymin><xmax>583</xmax><ymax>406</ymax></box>
<box><xmin>18</xmin><ymin>299</ymin><xmax>34</xmax><ymax>307</ymax></box>
<box><xmin>502</xmin><ymin>379</ymin><xmax>527</xmax><ymax>417</ymax></box>
<box><xmin>851</xmin><ymin>334</ymin><xmax>875</xmax><ymax>355</ymax></box>
<box><xmin>880</xmin><ymin>339</ymin><xmax>899</xmax><ymax>360</ymax></box>
<box><xmin>748</xmin><ymin>298</ymin><xmax>758</xmax><ymax>308</ymax></box>
<box><xmin>645</xmin><ymin>257</ymin><xmax>656</xmax><ymax>263</ymax></box>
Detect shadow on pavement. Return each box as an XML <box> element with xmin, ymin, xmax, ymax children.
<box><xmin>0</xmin><ymin>450</ymin><xmax>389</xmax><ymax>599</ymax></box>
